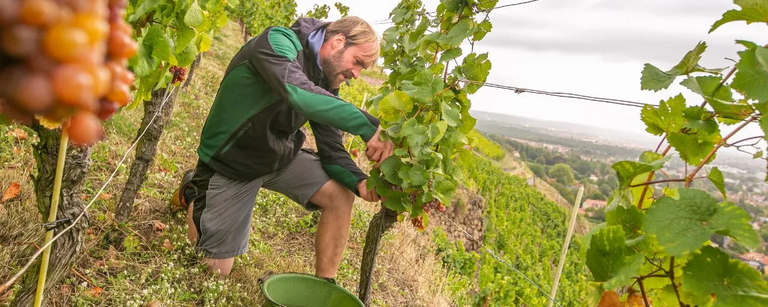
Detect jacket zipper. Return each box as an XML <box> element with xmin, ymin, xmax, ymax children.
<box><xmin>221</xmin><ymin>122</ymin><xmax>252</xmax><ymax>154</ymax></box>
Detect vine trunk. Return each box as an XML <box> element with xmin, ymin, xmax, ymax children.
<box><xmin>12</xmin><ymin>125</ymin><xmax>91</xmax><ymax>306</ymax></box>
<box><xmin>115</xmin><ymin>87</ymin><xmax>178</xmax><ymax>223</ymax></box>
<box><xmin>358</xmin><ymin>206</ymin><xmax>398</xmax><ymax>306</ymax></box>
<box><xmin>183</xmin><ymin>54</ymin><xmax>202</xmax><ymax>89</ymax></box>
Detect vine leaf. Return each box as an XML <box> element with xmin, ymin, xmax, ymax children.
<box><xmin>644</xmin><ymin>189</ymin><xmax>758</xmax><ymax>257</ymax></box>
<box><xmin>683</xmin><ymin>246</ymin><xmax>768</xmax><ymax>306</ymax></box>
<box><xmin>640</xmin><ymin>64</ymin><xmax>677</xmax><ymax>92</ymax></box>
<box><xmin>680</xmin><ymin>76</ymin><xmax>752</xmax><ymax>120</ymax></box>
<box><xmin>581</xmin><ymin>223</ymin><xmax>606</xmax><ymax>259</ymax></box>
<box><xmin>611</xmin><ymin>152</ymin><xmax>669</xmax><ymax>189</ymax></box>
<box><xmin>461</xmin><ymin>53</ymin><xmax>491</xmax><ymax>93</ymax></box>
<box><xmin>129</xmin><ymin>0</ymin><xmax>162</xmax><ymax>23</ymax></box>
<box><xmin>184</xmin><ymin>0</ymin><xmax>205</xmax><ymax>28</ymax></box>
<box><xmin>710</xmin><ymin>0</ymin><xmax>768</xmax><ymax>33</ymax></box>
<box><xmin>439</xmin><ymin>48</ymin><xmax>462</xmax><ymax>63</ymax></box>
<box><xmin>606</xmin><ymin>205</ymin><xmax>644</xmax><ymax>239</ymax></box>
<box><xmin>441</xmin><ymin>102</ymin><xmax>461</xmax><ymax>127</ymax></box>
<box><xmin>667</xmin><ymin>131</ymin><xmax>719</xmax><ymax>166</ymax></box>
<box><xmin>650</xmin><ymin>285</ymin><xmax>682</xmax><ymax>306</ymax></box>
<box><xmin>176</xmin><ymin>43</ymin><xmax>199</xmax><ymax>67</ymax></box>
<box><xmin>641</xmin><ymin>94</ymin><xmax>686</xmax><ymax>135</ymax></box>
<box><xmin>175</xmin><ymin>25</ymin><xmax>197</xmax><ymax>53</ymax></box>
<box><xmin>732</xmin><ymin>41</ymin><xmax>768</xmax><ymax>102</ymax></box>
<box><xmin>586</xmin><ymin>225</ymin><xmax>642</xmax><ymax>289</ymax></box>
<box><xmin>443</xmin><ymin>19</ymin><xmax>473</xmax><ymax>46</ymax></box>
<box><xmin>708</xmin><ymin>167</ymin><xmax>727</xmax><ymax>200</ymax></box>
<box><xmin>640</xmin><ymin>42</ymin><xmax>720</xmax><ymax>91</ymax></box>
<box><xmin>401</xmin><ymin>118</ymin><xmax>429</xmax><ymax>149</ymax></box>
<box><xmin>667</xmin><ymin>106</ymin><xmax>722</xmax><ymax>165</ymax></box>
<box><xmin>378</xmin><ymin>91</ymin><xmax>413</xmax><ymax>122</ymax></box>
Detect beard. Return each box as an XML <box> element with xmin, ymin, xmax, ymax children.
<box><xmin>321</xmin><ymin>48</ymin><xmax>348</xmax><ymax>89</ymax></box>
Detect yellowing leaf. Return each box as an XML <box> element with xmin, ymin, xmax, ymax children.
<box><xmin>86</xmin><ymin>286</ymin><xmax>103</xmax><ymax>297</ymax></box>
<box><xmin>1</xmin><ymin>182</ymin><xmax>20</xmax><ymax>202</ymax></box>
<box><xmin>598</xmin><ymin>291</ymin><xmax>623</xmax><ymax>307</ymax></box>
<box><xmin>34</xmin><ymin>114</ymin><xmax>63</xmax><ymax>129</ymax></box>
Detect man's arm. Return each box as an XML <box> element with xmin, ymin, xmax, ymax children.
<box><xmin>248</xmin><ymin>27</ymin><xmax>379</xmax><ymax>141</ymax></box>
<box><xmin>309</xmin><ymin>120</ymin><xmax>367</xmax><ymax>195</ymax></box>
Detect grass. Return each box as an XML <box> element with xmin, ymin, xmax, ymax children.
<box><xmin>0</xmin><ymin>22</ymin><xmax>458</xmax><ymax>306</ymax></box>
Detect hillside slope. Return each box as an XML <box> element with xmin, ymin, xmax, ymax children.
<box><xmin>0</xmin><ymin>22</ymin><xmax>454</xmax><ymax>307</ymax></box>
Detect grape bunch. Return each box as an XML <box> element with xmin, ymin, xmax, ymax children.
<box><xmin>386</xmin><ymin>183</ymin><xmax>446</xmax><ymax>230</ymax></box>
<box><xmin>0</xmin><ymin>0</ymin><xmax>137</xmax><ymax>145</ymax></box>
<box><xmin>169</xmin><ymin>66</ymin><xmax>187</xmax><ymax>84</ymax></box>
<box><xmin>421</xmin><ymin>200</ymin><xmax>445</xmax><ymax>214</ymax></box>
<box><xmin>410</xmin><ymin>216</ymin><xmax>424</xmax><ymax>231</ymax></box>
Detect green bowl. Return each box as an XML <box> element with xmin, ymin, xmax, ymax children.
<box><xmin>259</xmin><ymin>273</ymin><xmax>364</xmax><ymax>307</ymax></box>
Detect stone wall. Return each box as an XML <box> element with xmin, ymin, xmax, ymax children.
<box><xmin>431</xmin><ymin>187</ymin><xmax>485</xmax><ymax>252</ymax></box>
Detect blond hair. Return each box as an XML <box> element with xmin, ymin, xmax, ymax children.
<box><xmin>325</xmin><ymin>16</ymin><xmax>380</xmax><ymax>68</ymax></box>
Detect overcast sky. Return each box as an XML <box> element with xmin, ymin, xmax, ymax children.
<box><xmin>295</xmin><ymin>0</ymin><xmax>765</xmax><ymax>149</ymax></box>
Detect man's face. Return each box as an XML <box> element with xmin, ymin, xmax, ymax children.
<box><xmin>320</xmin><ymin>37</ymin><xmax>378</xmax><ymax>89</ymax></box>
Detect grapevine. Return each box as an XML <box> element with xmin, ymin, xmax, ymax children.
<box><xmin>365</xmin><ymin>0</ymin><xmax>495</xmax><ymax>228</ymax></box>
<box><xmin>357</xmin><ymin>0</ymin><xmax>495</xmax><ymax>304</ymax></box>
<box><xmin>583</xmin><ymin>1</ymin><xmax>768</xmax><ymax>305</ymax></box>
<box><xmin>113</xmin><ymin>0</ymin><xmax>229</xmax><ymax>224</ymax></box>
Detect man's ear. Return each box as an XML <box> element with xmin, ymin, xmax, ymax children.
<box><xmin>331</xmin><ymin>34</ymin><xmax>346</xmax><ymax>50</ymax></box>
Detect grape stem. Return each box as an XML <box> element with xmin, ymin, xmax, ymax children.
<box><xmin>669</xmin><ymin>257</ymin><xmax>684</xmax><ymax>306</ymax></box>
<box><xmin>628</xmin><ymin>176</ymin><xmax>706</xmax><ymax>188</ymax></box>
<box><xmin>636</xmin><ymin>279</ymin><xmax>651</xmax><ymax>307</ymax></box>
<box><xmin>685</xmin><ymin>115</ymin><xmax>758</xmax><ymax>187</ymax></box>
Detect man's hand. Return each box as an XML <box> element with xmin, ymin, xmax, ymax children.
<box><xmin>357</xmin><ymin>180</ymin><xmax>381</xmax><ymax>202</ymax></box>
<box><xmin>365</xmin><ymin>125</ymin><xmax>394</xmax><ymax>168</ymax></box>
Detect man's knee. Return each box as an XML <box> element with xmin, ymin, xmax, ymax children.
<box><xmin>312</xmin><ymin>180</ymin><xmax>355</xmax><ymax>210</ymax></box>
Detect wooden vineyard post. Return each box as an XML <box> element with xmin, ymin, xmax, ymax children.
<box><xmin>548</xmin><ymin>186</ymin><xmax>584</xmax><ymax>307</ymax></box>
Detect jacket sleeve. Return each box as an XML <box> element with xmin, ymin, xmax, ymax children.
<box><xmin>310</xmin><ymin>120</ymin><xmax>367</xmax><ymax>195</ymax></box>
<box><xmin>249</xmin><ymin>26</ymin><xmax>379</xmax><ymax>141</ymax></box>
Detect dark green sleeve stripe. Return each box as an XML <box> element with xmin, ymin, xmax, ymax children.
<box><xmin>323</xmin><ymin>164</ymin><xmax>361</xmax><ymax>195</ymax></box>
<box><xmin>268</xmin><ymin>27</ymin><xmax>302</xmax><ymax>61</ymax></box>
<box><xmin>286</xmin><ymin>84</ymin><xmax>377</xmax><ymax>141</ymax></box>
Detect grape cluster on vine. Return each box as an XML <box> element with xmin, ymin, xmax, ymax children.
<box><xmin>168</xmin><ymin>66</ymin><xmax>187</xmax><ymax>85</ymax></box>
<box><xmin>0</xmin><ymin>0</ymin><xmax>137</xmax><ymax>145</ymax></box>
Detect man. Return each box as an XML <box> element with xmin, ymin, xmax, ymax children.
<box><xmin>171</xmin><ymin>16</ymin><xmax>393</xmax><ymax>278</ymax></box>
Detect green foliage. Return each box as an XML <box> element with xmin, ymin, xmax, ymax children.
<box><xmin>468</xmin><ymin>130</ymin><xmax>505</xmax><ymax>160</ymax></box>
<box><xmin>684</xmin><ymin>246</ymin><xmax>768</xmax><ymax>306</ymax></box>
<box><xmin>435</xmin><ymin>155</ymin><xmax>588</xmax><ymax>305</ymax></box>
<box><xmin>365</xmin><ymin>0</ymin><xmax>495</xmax><ymax>219</ymax></box>
<box><xmin>303</xmin><ymin>2</ymin><xmax>350</xmax><ymax>20</ymax></box>
<box><xmin>463</xmin><ymin>155</ymin><xmax>588</xmax><ymax>305</ymax></box>
<box><xmin>584</xmin><ymin>1</ymin><xmax>768</xmax><ymax>304</ymax></box>
<box><xmin>548</xmin><ymin>163</ymin><xmax>575</xmax><ymax>186</ymax></box>
<box><xmin>227</xmin><ymin>0</ymin><xmax>297</xmax><ymax>38</ymax></box>
<box><xmin>645</xmin><ymin>189</ymin><xmax>758</xmax><ymax>257</ymax></box>
<box><xmin>127</xmin><ymin>0</ymin><xmax>228</xmax><ymax>106</ymax></box>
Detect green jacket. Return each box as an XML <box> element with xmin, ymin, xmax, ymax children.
<box><xmin>197</xmin><ymin>18</ymin><xmax>379</xmax><ymax>193</ymax></box>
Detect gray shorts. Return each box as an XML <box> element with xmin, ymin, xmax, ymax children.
<box><xmin>189</xmin><ymin>150</ymin><xmax>331</xmax><ymax>259</ymax></box>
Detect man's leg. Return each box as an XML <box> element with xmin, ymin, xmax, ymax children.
<box><xmin>181</xmin><ymin>162</ymin><xmax>262</xmax><ymax>277</ymax></box>
<box><xmin>308</xmin><ymin>180</ymin><xmax>356</xmax><ymax>278</ymax></box>
<box><xmin>187</xmin><ymin>201</ymin><xmax>235</xmax><ymax>275</ymax></box>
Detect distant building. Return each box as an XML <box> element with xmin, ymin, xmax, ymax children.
<box><xmin>583</xmin><ymin>199</ymin><xmax>607</xmax><ymax>209</ymax></box>
<box><xmin>579</xmin><ymin>199</ymin><xmax>608</xmax><ymax>216</ymax></box>
<box><xmin>739</xmin><ymin>252</ymin><xmax>768</xmax><ymax>275</ymax></box>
